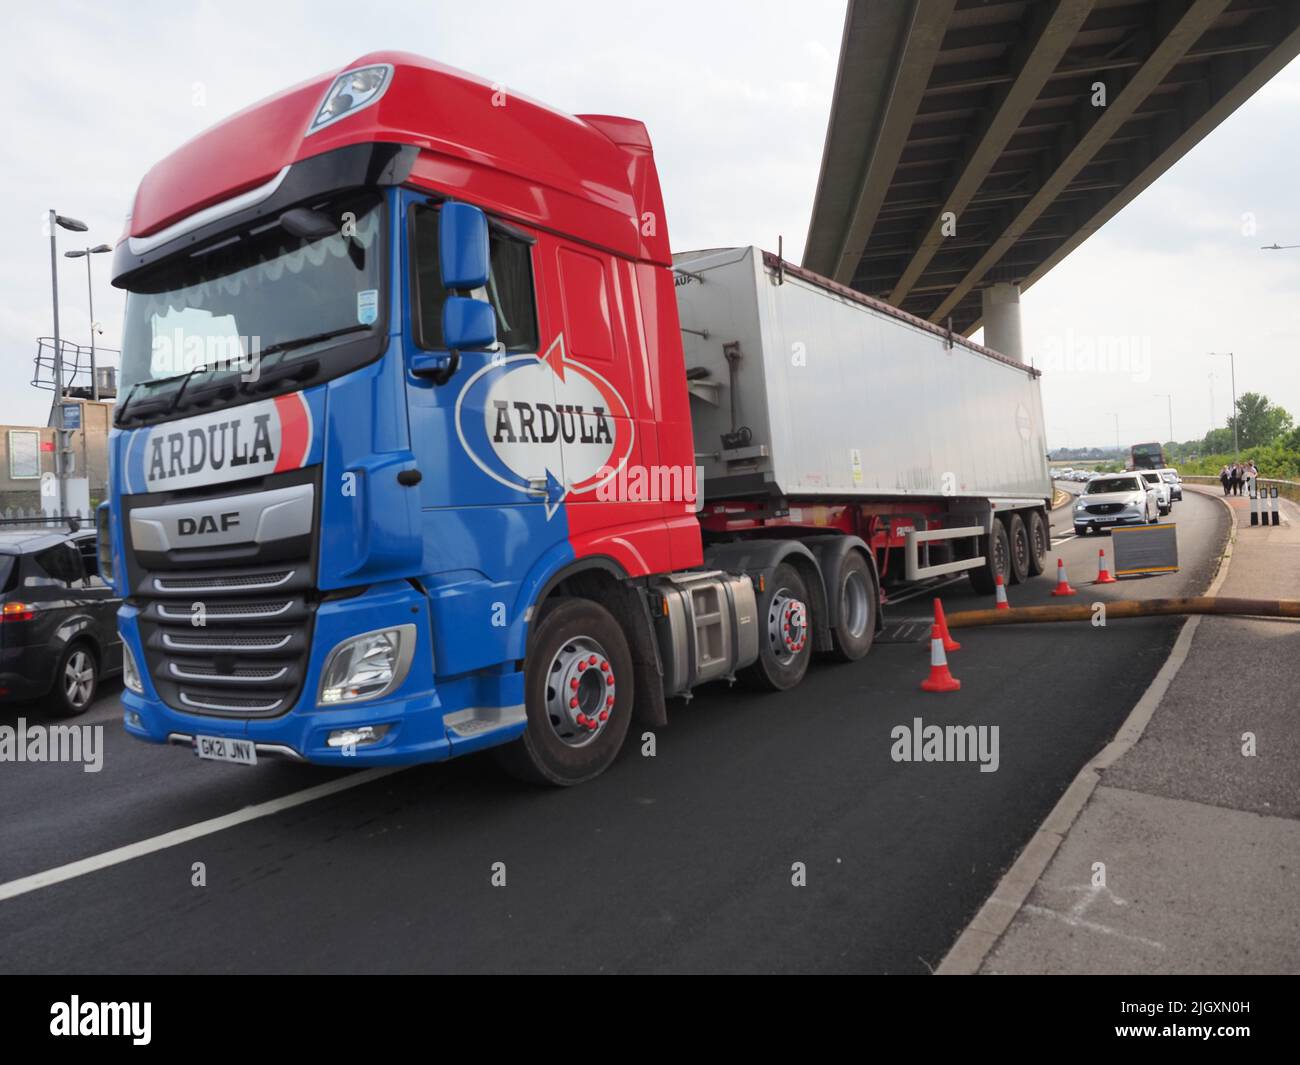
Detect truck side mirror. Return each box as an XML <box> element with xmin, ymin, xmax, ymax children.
<box><xmin>439</xmin><ymin>202</ymin><xmax>490</xmax><ymax>289</ymax></box>
<box><xmin>442</xmin><ymin>297</ymin><xmax>496</xmax><ymax>351</ymax></box>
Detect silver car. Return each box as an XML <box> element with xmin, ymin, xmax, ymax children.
<box><xmin>1073</xmin><ymin>473</ymin><xmax>1160</xmax><ymax>535</ymax></box>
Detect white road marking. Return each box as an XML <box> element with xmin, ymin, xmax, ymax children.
<box><xmin>0</xmin><ymin>766</ymin><xmax>404</xmax><ymax>904</ymax></box>
<box><xmin>1022</xmin><ymin>903</ymin><xmax>1165</xmax><ymax>952</ymax></box>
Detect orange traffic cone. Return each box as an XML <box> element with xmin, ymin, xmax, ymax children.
<box><xmin>920</xmin><ymin>624</ymin><xmax>961</xmax><ymax>692</ymax></box>
<box><xmin>1050</xmin><ymin>557</ymin><xmax>1077</xmax><ymax>596</ymax></box>
<box><xmin>1095</xmin><ymin>548</ymin><xmax>1117</xmax><ymax>584</ymax></box>
<box><xmin>933</xmin><ymin>597</ymin><xmax>960</xmax><ymax>652</ymax></box>
<box><xmin>994</xmin><ymin>573</ymin><xmax>1010</xmax><ymax>611</ymax></box>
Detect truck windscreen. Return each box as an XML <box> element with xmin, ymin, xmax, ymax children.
<box><xmin>118</xmin><ymin>191</ymin><xmax>384</xmax><ymax>412</ymax></box>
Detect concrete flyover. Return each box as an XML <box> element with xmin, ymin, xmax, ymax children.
<box><xmin>803</xmin><ymin>0</ymin><xmax>1300</xmax><ymax>354</ymax></box>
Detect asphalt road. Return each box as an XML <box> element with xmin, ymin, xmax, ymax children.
<box><xmin>0</xmin><ymin>488</ymin><xmax>1229</xmax><ymax>973</ymax></box>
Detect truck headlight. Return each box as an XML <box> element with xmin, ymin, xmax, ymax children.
<box><xmin>122</xmin><ymin>641</ymin><xmax>143</xmax><ymax>694</ymax></box>
<box><xmin>307</xmin><ymin>64</ymin><xmax>393</xmax><ymax>134</ymax></box>
<box><xmin>318</xmin><ymin>624</ymin><xmax>416</xmax><ymax>706</ymax></box>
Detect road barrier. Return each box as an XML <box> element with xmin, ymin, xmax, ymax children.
<box><xmin>1183</xmin><ymin>475</ymin><xmax>1299</xmax><ymax>506</ymax></box>
<box><xmin>945</xmin><ymin>597</ymin><xmax>1300</xmax><ymax>628</ymax></box>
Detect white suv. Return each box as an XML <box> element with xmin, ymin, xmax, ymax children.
<box><xmin>1139</xmin><ymin>470</ymin><xmax>1171</xmax><ymax>516</ymax></box>
<box><xmin>1073</xmin><ymin>473</ymin><xmax>1161</xmax><ymax>535</ymax></box>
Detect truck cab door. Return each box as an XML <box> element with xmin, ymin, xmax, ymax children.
<box><xmin>401</xmin><ymin>191</ymin><xmax>562</xmax><ymax>515</ymax></box>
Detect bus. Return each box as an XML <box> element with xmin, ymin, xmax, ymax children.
<box><xmin>1129</xmin><ymin>442</ymin><xmax>1165</xmax><ymax>470</ymax></box>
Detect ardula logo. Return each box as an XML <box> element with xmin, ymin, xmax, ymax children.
<box><xmin>455</xmin><ymin>335</ymin><xmax>633</xmax><ymax>518</ymax></box>
<box><xmin>130</xmin><ymin>393</ymin><xmax>313</xmax><ymax>494</ymax></box>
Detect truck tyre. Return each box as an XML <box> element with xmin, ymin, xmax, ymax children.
<box><xmin>495</xmin><ymin>597</ymin><xmax>634</xmax><ymax>787</ymax></box>
<box><xmin>742</xmin><ymin>562</ymin><xmax>813</xmax><ymax>690</ymax></box>
<box><xmin>47</xmin><ymin>640</ymin><xmax>98</xmax><ymax>718</ymax></box>
<box><xmin>1027</xmin><ymin>510</ymin><xmax>1049</xmax><ymax>576</ymax></box>
<box><xmin>828</xmin><ymin>551</ymin><xmax>876</xmax><ymax>662</ymax></box>
<box><xmin>967</xmin><ymin>521</ymin><xmax>1010</xmax><ymax>595</ymax></box>
<box><xmin>1006</xmin><ymin>513</ymin><xmax>1030</xmax><ymax>585</ymax></box>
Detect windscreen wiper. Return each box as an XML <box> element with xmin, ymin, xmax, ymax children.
<box><xmin>251</xmin><ymin>324</ymin><xmax>371</xmax><ymax>374</ymax></box>
<box><xmin>240</xmin><ymin>357</ymin><xmax>320</xmax><ymax>395</ymax></box>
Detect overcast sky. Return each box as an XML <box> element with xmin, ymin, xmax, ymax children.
<box><xmin>5</xmin><ymin>0</ymin><xmax>1298</xmax><ymax>449</ymax></box>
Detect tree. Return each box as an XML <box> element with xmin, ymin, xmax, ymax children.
<box><xmin>1203</xmin><ymin>427</ymin><xmax>1235</xmax><ymax>455</ymax></box>
<box><xmin>1283</xmin><ymin>424</ymin><xmax>1300</xmax><ymax>454</ymax></box>
<box><xmin>1227</xmin><ymin>392</ymin><xmax>1293</xmax><ymax>449</ymax></box>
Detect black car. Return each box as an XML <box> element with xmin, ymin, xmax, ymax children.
<box><xmin>0</xmin><ymin>524</ymin><xmax>122</xmax><ymax>715</ymax></box>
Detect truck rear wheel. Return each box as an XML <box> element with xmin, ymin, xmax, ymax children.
<box><xmin>1027</xmin><ymin>510</ymin><xmax>1049</xmax><ymax>575</ymax></box>
<box><xmin>1006</xmin><ymin>513</ymin><xmax>1030</xmax><ymax>585</ymax></box>
<box><xmin>828</xmin><ymin>552</ymin><xmax>875</xmax><ymax>662</ymax></box>
<box><xmin>494</xmin><ymin>597</ymin><xmax>634</xmax><ymax>787</ymax></box>
<box><xmin>968</xmin><ymin>520</ymin><xmax>1010</xmax><ymax>595</ymax></box>
<box><xmin>742</xmin><ymin>562</ymin><xmax>813</xmax><ymax>690</ymax></box>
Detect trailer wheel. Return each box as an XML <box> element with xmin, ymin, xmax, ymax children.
<box><xmin>494</xmin><ymin>597</ymin><xmax>634</xmax><ymax>787</ymax></box>
<box><xmin>967</xmin><ymin>521</ymin><xmax>1010</xmax><ymax>595</ymax></box>
<box><xmin>1027</xmin><ymin>510</ymin><xmax>1049</xmax><ymax>575</ymax></box>
<box><xmin>1006</xmin><ymin>513</ymin><xmax>1030</xmax><ymax>585</ymax></box>
<box><xmin>742</xmin><ymin>562</ymin><xmax>813</xmax><ymax>690</ymax></box>
<box><xmin>828</xmin><ymin>552</ymin><xmax>876</xmax><ymax>662</ymax></box>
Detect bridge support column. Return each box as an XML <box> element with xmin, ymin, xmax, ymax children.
<box><xmin>982</xmin><ymin>283</ymin><xmax>1024</xmax><ymax>362</ymax></box>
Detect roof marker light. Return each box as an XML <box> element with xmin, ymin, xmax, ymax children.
<box><xmin>307</xmin><ymin>64</ymin><xmax>393</xmax><ymax>135</ymax></box>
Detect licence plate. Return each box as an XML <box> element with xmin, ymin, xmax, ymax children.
<box><xmin>193</xmin><ymin>735</ymin><xmax>257</xmax><ymax>766</ymax></box>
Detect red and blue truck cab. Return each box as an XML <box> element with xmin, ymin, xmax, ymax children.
<box><xmin>103</xmin><ymin>53</ymin><xmax>1050</xmax><ymax>784</ymax></box>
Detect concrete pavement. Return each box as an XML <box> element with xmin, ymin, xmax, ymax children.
<box><xmin>953</xmin><ymin>485</ymin><xmax>1300</xmax><ymax>974</ymax></box>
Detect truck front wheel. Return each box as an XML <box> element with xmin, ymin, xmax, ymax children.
<box><xmin>495</xmin><ymin>597</ymin><xmax>634</xmax><ymax>787</ymax></box>
<box><xmin>743</xmin><ymin>562</ymin><xmax>813</xmax><ymax>690</ymax></box>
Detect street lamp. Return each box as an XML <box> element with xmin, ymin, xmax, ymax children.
<box><xmin>1152</xmin><ymin>393</ymin><xmax>1174</xmax><ymax>445</ymax></box>
<box><xmin>48</xmin><ymin>210</ymin><xmax>89</xmax><ymax>519</ymax></box>
<box><xmin>1209</xmin><ymin>352</ymin><xmax>1238</xmax><ymax>457</ymax></box>
<box><xmin>1104</xmin><ymin>411</ymin><xmax>1121</xmax><ymax>460</ymax></box>
<box><xmin>64</xmin><ymin>244</ymin><xmax>111</xmax><ymax>401</ymax></box>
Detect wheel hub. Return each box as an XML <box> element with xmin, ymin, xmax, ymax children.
<box><xmin>768</xmin><ymin>590</ymin><xmax>808</xmax><ymax>664</ymax></box>
<box><xmin>544</xmin><ymin>636</ymin><xmax>615</xmax><ymax>748</ymax></box>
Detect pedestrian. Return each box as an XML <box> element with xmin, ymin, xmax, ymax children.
<box><xmin>1245</xmin><ymin>460</ymin><xmax>1258</xmax><ymax>496</ymax></box>
<box><xmin>1220</xmin><ymin>464</ymin><xmax>1230</xmax><ymax>494</ymax></box>
<box><xmin>1231</xmin><ymin>463</ymin><xmax>1242</xmax><ymax>496</ymax></box>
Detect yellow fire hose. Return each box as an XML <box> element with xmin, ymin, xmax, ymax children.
<box><xmin>945</xmin><ymin>597</ymin><xmax>1300</xmax><ymax>629</ymax></box>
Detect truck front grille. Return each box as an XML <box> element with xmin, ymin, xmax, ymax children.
<box><xmin>136</xmin><ymin>561</ymin><xmax>315</xmax><ymax>717</ymax></box>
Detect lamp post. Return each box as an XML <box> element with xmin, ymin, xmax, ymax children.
<box><xmin>64</xmin><ymin>244</ymin><xmax>111</xmax><ymax>401</ymax></box>
<box><xmin>1152</xmin><ymin>392</ymin><xmax>1173</xmax><ymax>446</ymax></box>
<box><xmin>48</xmin><ymin>210</ymin><xmax>89</xmax><ymax>519</ymax></box>
<box><xmin>1209</xmin><ymin>352</ymin><xmax>1238</xmax><ymax>457</ymax></box>
<box><xmin>1105</xmin><ymin>411</ymin><xmax>1121</xmax><ymax>463</ymax></box>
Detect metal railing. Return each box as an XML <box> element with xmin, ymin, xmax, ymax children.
<box><xmin>33</xmin><ymin>337</ymin><xmax>119</xmax><ymax>396</ymax></box>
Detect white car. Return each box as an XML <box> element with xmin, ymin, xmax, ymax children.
<box><xmin>1139</xmin><ymin>470</ymin><xmax>1172</xmax><ymax>515</ymax></box>
<box><xmin>1073</xmin><ymin>473</ymin><xmax>1161</xmax><ymax>535</ymax></box>
<box><xmin>1157</xmin><ymin>467</ymin><xmax>1183</xmax><ymax>502</ymax></box>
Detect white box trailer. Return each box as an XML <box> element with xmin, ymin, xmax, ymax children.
<box><xmin>674</xmin><ymin>246</ymin><xmax>1053</xmax><ymax>591</ymax></box>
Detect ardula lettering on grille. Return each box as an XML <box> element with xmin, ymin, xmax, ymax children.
<box><xmin>148</xmin><ymin>413</ymin><xmax>275</xmax><ymax>482</ymax></box>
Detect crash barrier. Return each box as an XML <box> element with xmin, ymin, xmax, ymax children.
<box><xmin>946</xmin><ymin>597</ymin><xmax>1300</xmax><ymax>629</ymax></box>
<box><xmin>1183</xmin><ymin>475</ymin><xmax>1298</xmax><ymax>509</ymax></box>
